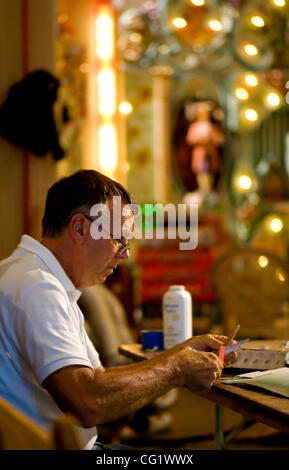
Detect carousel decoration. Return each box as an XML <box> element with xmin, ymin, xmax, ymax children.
<box><xmin>115</xmin><ymin>0</ymin><xmax>289</xmax><ymax>72</ymax></box>
<box><xmin>114</xmin><ymin>0</ymin><xmax>289</xmax><ymax>131</ymax></box>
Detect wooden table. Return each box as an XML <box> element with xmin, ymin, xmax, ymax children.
<box><xmin>119</xmin><ymin>344</ymin><xmax>289</xmax><ymax>449</ymax></box>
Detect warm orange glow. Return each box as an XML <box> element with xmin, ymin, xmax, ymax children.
<box><xmin>238</xmin><ymin>175</ymin><xmax>252</xmax><ymax>190</ymax></box>
<box><xmin>251</xmin><ymin>16</ymin><xmax>265</xmax><ymax>27</ymax></box>
<box><xmin>235</xmin><ymin>87</ymin><xmax>249</xmax><ymax>100</ymax></box>
<box><xmin>190</xmin><ymin>0</ymin><xmax>205</xmax><ymax>5</ymax></box>
<box><xmin>119</xmin><ymin>102</ymin><xmax>133</xmax><ymax>114</ymax></box>
<box><xmin>244</xmin><ymin>44</ymin><xmax>258</xmax><ymax>56</ymax></box>
<box><xmin>95</xmin><ymin>2</ymin><xmax>118</xmax><ymax>177</ymax></box>
<box><xmin>96</xmin><ymin>6</ymin><xmax>114</xmax><ymax>59</ymax></box>
<box><xmin>244</xmin><ymin>74</ymin><xmax>258</xmax><ymax>87</ymax></box>
<box><xmin>208</xmin><ymin>19</ymin><xmax>222</xmax><ymax>31</ymax></box>
<box><xmin>244</xmin><ymin>108</ymin><xmax>258</xmax><ymax>121</ymax></box>
<box><xmin>172</xmin><ymin>17</ymin><xmax>187</xmax><ymax>29</ymax></box>
<box><xmin>269</xmin><ymin>217</ymin><xmax>283</xmax><ymax>233</ymax></box>
<box><xmin>98</xmin><ymin>124</ymin><xmax>117</xmax><ymax>173</ymax></box>
<box><xmin>266</xmin><ymin>92</ymin><xmax>281</xmax><ymax>107</ymax></box>
<box><xmin>98</xmin><ymin>69</ymin><xmax>116</xmax><ymax>116</ymax></box>
<box><xmin>272</xmin><ymin>0</ymin><xmax>286</xmax><ymax>7</ymax></box>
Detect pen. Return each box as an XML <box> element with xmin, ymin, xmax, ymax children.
<box><xmin>224</xmin><ymin>324</ymin><xmax>240</xmax><ymax>347</ymax></box>
<box><xmin>218</xmin><ymin>324</ymin><xmax>241</xmax><ymax>363</ymax></box>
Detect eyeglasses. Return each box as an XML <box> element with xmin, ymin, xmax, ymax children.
<box><xmin>82</xmin><ymin>214</ymin><xmax>130</xmax><ymax>256</ymax></box>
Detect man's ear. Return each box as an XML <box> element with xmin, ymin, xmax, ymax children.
<box><xmin>69</xmin><ymin>214</ymin><xmax>89</xmax><ymax>245</ymax></box>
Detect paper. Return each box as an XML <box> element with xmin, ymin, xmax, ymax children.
<box><xmin>223</xmin><ymin>367</ymin><xmax>289</xmax><ymax>398</ymax></box>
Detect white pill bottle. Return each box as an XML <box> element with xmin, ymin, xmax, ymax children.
<box><xmin>162</xmin><ymin>285</ymin><xmax>192</xmax><ymax>349</ymax></box>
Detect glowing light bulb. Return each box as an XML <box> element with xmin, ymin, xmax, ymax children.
<box><xmin>238</xmin><ymin>175</ymin><xmax>252</xmax><ymax>190</ymax></box>
<box><xmin>251</xmin><ymin>16</ymin><xmax>265</xmax><ymax>27</ymax></box>
<box><xmin>244</xmin><ymin>44</ymin><xmax>258</xmax><ymax>56</ymax></box>
<box><xmin>270</xmin><ymin>217</ymin><xmax>283</xmax><ymax>232</ymax></box>
<box><xmin>97</xmin><ymin>69</ymin><xmax>116</xmax><ymax>116</ymax></box>
<box><xmin>266</xmin><ymin>92</ymin><xmax>280</xmax><ymax>107</ymax></box>
<box><xmin>190</xmin><ymin>0</ymin><xmax>205</xmax><ymax>5</ymax></box>
<box><xmin>172</xmin><ymin>17</ymin><xmax>187</xmax><ymax>29</ymax></box>
<box><xmin>95</xmin><ymin>2</ymin><xmax>117</xmax><ymax>179</ymax></box>
<box><xmin>244</xmin><ymin>108</ymin><xmax>258</xmax><ymax>121</ymax></box>
<box><xmin>96</xmin><ymin>14</ymin><xmax>114</xmax><ymax>59</ymax></box>
<box><xmin>258</xmin><ymin>256</ymin><xmax>269</xmax><ymax>268</ymax></box>
<box><xmin>244</xmin><ymin>74</ymin><xmax>258</xmax><ymax>87</ymax></box>
<box><xmin>118</xmin><ymin>101</ymin><xmax>133</xmax><ymax>115</ymax></box>
<box><xmin>208</xmin><ymin>19</ymin><xmax>222</xmax><ymax>31</ymax></box>
<box><xmin>272</xmin><ymin>0</ymin><xmax>286</xmax><ymax>7</ymax></box>
<box><xmin>235</xmin><ymin>87</ymin><xmax>249</xmax><ymax>100</ymax></box>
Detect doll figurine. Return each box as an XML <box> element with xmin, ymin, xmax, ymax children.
<box><xmin>186</xmin><ymin>101</ymin><xmax>224</xmax><ymax>192</ymax></box>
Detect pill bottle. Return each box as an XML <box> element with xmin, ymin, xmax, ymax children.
<box><xmin>162</xmin><ymin>285</ymin><xmax>192</xmax><ymax>349</ymax></box>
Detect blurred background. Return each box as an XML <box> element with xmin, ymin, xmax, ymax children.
<box><xmin>1</xmin><ymin>0</ymin><xmax>289</xmax><ymax>449</ymax></box>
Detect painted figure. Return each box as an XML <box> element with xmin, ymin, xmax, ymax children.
<box><xmin>186</xmin><ymin>102</ymin><xmax>224</xmax><ymax>192</ymax></box>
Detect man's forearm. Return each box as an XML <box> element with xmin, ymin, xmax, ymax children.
<box><xmin>86</xmin><ymin>349</ymin><xmax>183</xmax><ymax>426</ymax></box>
<box><xmin>43</xmin><ymin>337</ymin><xmax>223</xmax><ymax>428</ymax></box>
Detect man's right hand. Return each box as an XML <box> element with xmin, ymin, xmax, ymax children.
<box><xmin>176</xmin><ymin>346</ymin><xmax>223</xmax><ymax>392</ymax></box>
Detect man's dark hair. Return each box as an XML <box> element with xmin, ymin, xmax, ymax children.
<box><xmin>42</xmin><ymin>170</ymin><xmax>132</xmax><ymax>237</ymax></box>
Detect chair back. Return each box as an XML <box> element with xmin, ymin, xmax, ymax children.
<box><xmin>0</xmin><ymin>396</ymin><xmax>83</xmax><ymax>449</ymax></box>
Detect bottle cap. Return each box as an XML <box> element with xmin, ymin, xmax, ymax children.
<box><xmin>140</xmin><ymin>330</ymin><xmax>164</xmax><ymax>351</ymax></box>
<box><xmin>169</xmin><ymin>285</ymin><xmax>185</xmax><ymax>290</ymax></box>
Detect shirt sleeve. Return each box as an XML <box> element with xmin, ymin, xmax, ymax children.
<box><xmin>14</xmin><ymin>277</ymin><xmax>98</xmax><ymax>384</ymax></box>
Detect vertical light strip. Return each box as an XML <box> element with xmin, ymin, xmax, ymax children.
<box><xmin>95</xmin><ymin>1</ymin><xmax>117</xmax><ymax>177</ymax></box>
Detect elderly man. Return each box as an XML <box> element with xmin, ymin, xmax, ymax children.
<box><xmin>0</xmin><ymin>170</ymin><xmax>231</xmax><ymax>450</ymax></box>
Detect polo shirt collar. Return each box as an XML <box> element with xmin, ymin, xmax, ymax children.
<box><xmin>18</xmin><ymin>235</ymin><xmax>81</xmax><ymax>301</ymax></box>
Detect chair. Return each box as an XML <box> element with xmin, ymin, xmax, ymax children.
<box><xmin>212</xmin><ymin>247</ymin><xmax>289</xmax><ymax>339</ymax></box>
<box><xmin>79</xmin><ymin>284</ymin><xmax>135</xmax><ymax>367</ymax></box>
<box><xmin>0</xmin><ymin>396</ymin><xmax>83</xmax><ymax>450</ymax></box>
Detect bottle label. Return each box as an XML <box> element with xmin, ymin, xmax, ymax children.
<box><xmin>163</xmin><ymin>303</ymin><xmax>182</xmax><ymax>348</ymax></box>
<box><xmin>163</xmin><ymin>293</ymin><xmax>192</xmax><ymax>349</ymax></box>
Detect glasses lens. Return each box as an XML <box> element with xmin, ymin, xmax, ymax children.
<box><xmin>118</xmin><ymin>243</ymin><xmax>129</xmax><ymax>255</ymax></box>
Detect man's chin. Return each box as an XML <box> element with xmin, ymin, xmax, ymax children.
<box><xmin>91</xmin><ymin>269</ymin><xmax>114</xmax><ymax>285</ymax></box>
<box><xmin>98</xmin><ymin>270</ymin><xmax>112</xmax><ymax>283</ymax></box>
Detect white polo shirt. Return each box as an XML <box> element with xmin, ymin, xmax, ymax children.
<box><xmin>0</xmin><ymin>235</ymin><xmax>101</xmax><ymax>449</ymax></box>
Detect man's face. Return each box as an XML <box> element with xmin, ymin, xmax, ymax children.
<box><xmin>79</xmin><ymin>199</ymin><xmax>133</xmax><ymax>287</ymax></box>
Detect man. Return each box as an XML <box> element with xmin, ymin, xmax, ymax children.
<box><xmin>0</xmin><ymin>170</ymin><xmax>232</xmax><ymax>450</ymax></box>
